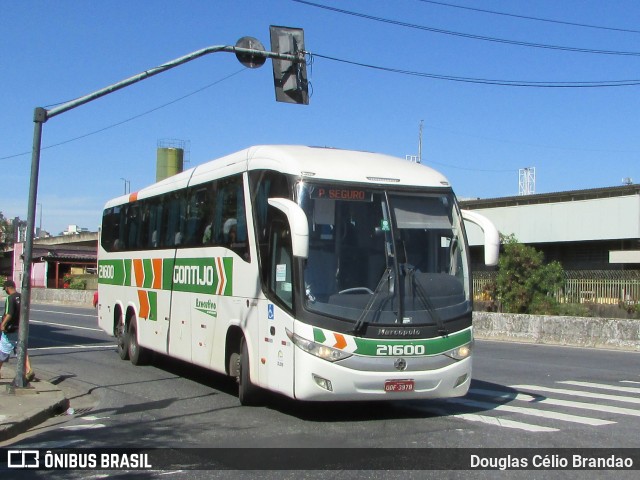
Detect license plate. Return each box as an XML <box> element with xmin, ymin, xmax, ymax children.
<box><xmin>384</xmin><ymin>379</ymin><xmax>415</xmax><ymax>392</ymax></box>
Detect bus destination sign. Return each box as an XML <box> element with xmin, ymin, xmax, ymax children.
<box><xmin>311</xmin><ymin>186</ymin><xmax>373</xmax><ymax>202</ymax></box>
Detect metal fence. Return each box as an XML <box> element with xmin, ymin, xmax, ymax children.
<box><xmin>472</xmin><ymin>270</ymin><xmax>640</xmax><ymax>305</ymax></box>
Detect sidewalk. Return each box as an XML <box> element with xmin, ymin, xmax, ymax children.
<box><xmin>0</xmin><ymin>364</ymin><xmax>69</xmax><ymax>442</ymax></box>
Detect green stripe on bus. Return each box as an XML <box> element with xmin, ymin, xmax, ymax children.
<box><xmin>162</xmin><ymin>258</ymin><xmax>175</xmax><ymax>290</ymax></box>
<box><xmin>99</xmin><ymin>257</ymin><xmax>233</xmax><ymax>296</ymax></box>
<box><xmin>313</xmin><ymin>328</ymin><xmax>327</xmax><ymax>344</ymax></box>
<box><xmin>221</xmin><ymin>257</ymin><xmax>233</xmax><ymax>296</ymax></box>
<box><xmin>148</xmin><ymin>290</ymin><xmax>157</xmax><ymax>321</ymax></box>
<box><xmin>124</xmin><ymin>259</ymin><xmax>131</xmax><ymax>286</ymax></box>
<box><xmin>353</xmin><ymin>328</ymin><xmax>471</xmax><ymax>356</ymax></box>
<box><xmin>168</xmin><ymin>257</ymin><xmax>233</xmax><ymax>295</ymax></box>
<box><xmin>97</xmin><ymin>260</ymin><xmax>126</xmax><ymax>285</ymax></box>
<box><xmin>143</xmin><ymin>259</ymin><xmax>154</xmax><ymax>289</ymax></box>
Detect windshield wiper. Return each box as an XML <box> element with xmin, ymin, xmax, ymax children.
<box><xmin>406</xmin><ymin>266</ymin><xmax>448</xmax><ymax>336</ymax></box>
<box><xmin>351</xmin><ymin>267</ymin><xmax>392</xmax><ymax>334</ymax></box>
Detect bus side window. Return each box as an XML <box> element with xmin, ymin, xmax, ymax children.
<box><xmin>126</xmin><ymin>204</ymin><xmax>140</xmax><ymax>250</ymax></box>
<box><xmin>118</xmin><ymin>205</ymin><xmax>128</xmax><ymax>249</ymax></box>
<box><xmin>164</xmin><ymin>192</ymin><xmax>186</xmax><ymax>247</ymax></box>
<box><xmin>214</xmin><ymin>175</ymin><xmax>249</xmax><ymax>261</ymax></box>
<box><xmin>101</xmin><ymin>207</ymin><xmax>120</xmax><ymax>251</ymax></box>
<box><xmin>184</xmin><ymin>186</ymin><xmax>210</xmax><ymax>247</ymax></box>
<box><xmin>149</xmin><ymin>198</ymin><xmax>163</xmax><ymax>248</ymax></box>
<box><xmin>137</xmin><ymin>202</ymin><xmax>151</xmax><ymax>249</ymax></box>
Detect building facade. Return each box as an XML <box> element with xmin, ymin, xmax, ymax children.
<box><xmin>461</xmin><ymin>184</ymin><xmax>640</xmax><ymax>271</ymax></box>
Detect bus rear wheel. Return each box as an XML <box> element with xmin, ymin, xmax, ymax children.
<box><xmin>116</xmin><ymin>315</ymin><xmax>129</xmax><ymax>361</ymax></box>
<box><xmin>128</xmin><ymin>316</ymin><xmax>151</xmax><ymax>366</ymax></box>
<box><xmin>237</xmin><ymin>337</ymin><xmax>263</xmax><ymax>406</ymax></box>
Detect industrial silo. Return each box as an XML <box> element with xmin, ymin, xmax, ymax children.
<box><xmin>156</xmin><ymin>139</ymin><xmax>188</xmax><ymax>182</ymax></box>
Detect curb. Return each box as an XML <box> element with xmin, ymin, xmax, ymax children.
<box><xmin>0</xmin><ymin>367</ymin><xmax>69</xmax><ymax>442</ymax></box>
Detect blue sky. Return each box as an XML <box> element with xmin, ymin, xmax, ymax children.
<box><xmin>2</xmin><ymin>0</ymin><xmax>639</xmax><ymax>235</ymax></box>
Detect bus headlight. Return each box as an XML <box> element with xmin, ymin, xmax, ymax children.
<box><xmin>444</xmin><ymin>341</ymin><xmax>473</xmax><ymax>361</ymax></box>
<box><xmin>286</xmin><ymin>329</ymin><xmax>352</xmax><ymax>362</ymax></box>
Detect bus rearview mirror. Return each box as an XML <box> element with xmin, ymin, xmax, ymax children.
<box><xmin>268</xmin><ymin>198</ymin><xmax>309</xmax><ymax>258</ymax></box>
<box><xmin>461</xmin><ymin>209</ymin><xmax>500</xmax><ymax>266</ymax></box>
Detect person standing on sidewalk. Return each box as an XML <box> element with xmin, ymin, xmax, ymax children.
<box><xmin>0</xmin><ymin>280</ymin><xmax>34</xmax><ymax>381</ymax></box>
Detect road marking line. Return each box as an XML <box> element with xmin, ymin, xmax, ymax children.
<box><xmin>458</xmin><ymin>396</ymin><xmax>614</xmax><ymax>426</ymax></box>
<box><xmin>558</xmin><ymin>380</ymin><xmax>640</xmax><ymax>395</ymax></box>
<box><xmin>32</xmin><ymin>308</ymin><xmax>97</xmax><ymax>318</ymax></box>
<box><xmin>508</xmin><ymin>384</ymin><xmax>640</xmax><ymax>405</ymax></box>
<box><xmin>431</xmin><ymin>408</ymin><xmax>558</xmax><ymax>432</ymax></box>
<box><xmin>31</xmin><ymin>320</ymin><xmax>103</xmax><ymax>332</ymax></box>
<box><xmin>30</xmin><ymin>344</ymin><xmax>116</xmax><ymax>351</ymax></box>
<box><xmin>469</xmin><ymin>388</ymin><xmax>538</xmax><ymax>402</ymax></box>
<box><xmin>511</xmin><ymin>385</ymin><xmax>640</xmax><ymax>417</ymax></box>
<box><xmin>60</xmin><ymin>424</ymin><xmax>106</xmax><ymax>431</ymax></box>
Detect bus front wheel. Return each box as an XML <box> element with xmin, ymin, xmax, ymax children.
<box><xmin>237</xmin><ymin>337</ymin><xmax>262</xmax><ymax>406</ymax></box>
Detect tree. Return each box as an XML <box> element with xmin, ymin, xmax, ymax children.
<box><xmin>0</xmin><ymin>211</ymin><xmax>15</xmax><ymax>251</ymax></box>
<box><xmin>495</xmin><ymin>234</ymin><xmax>564</xmax><ymax>314</ymax></box>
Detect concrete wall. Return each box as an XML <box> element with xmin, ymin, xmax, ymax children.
<box><xmin>474</xmin><ymin>311</ymin><xmax>640</xmax><ymax>352</ymax></box>
<box><xmin>28</xmin><ymin>289</ymin><xmax>96</xmax><ymax>307</ymax></box>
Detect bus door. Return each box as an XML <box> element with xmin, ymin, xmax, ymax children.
<box><xmin>259</xmin><ymin>216</ymin><xmax>295</xmax><ymax>396</ymax></box>
<box><xmin>162</xmin><ymin>192</ymin><xmax>193</xmax><ymax>362</ymax></box>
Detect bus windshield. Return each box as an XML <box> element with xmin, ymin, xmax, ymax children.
<box><xmin>298</xmin><ymin>183</ymin><xmax>470</xmax><ymax>331</ymax></box>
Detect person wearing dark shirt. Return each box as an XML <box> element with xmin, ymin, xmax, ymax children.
<box><xmin>1</xmin><ymin>280</ymin><xmax>34</xmax><ymax>381</ymax></box>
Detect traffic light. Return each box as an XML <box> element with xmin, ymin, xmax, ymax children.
<box><xmin>270</xmin><ymin>26</ymin><xmax>309</xmax><ymax>105</ymax></box>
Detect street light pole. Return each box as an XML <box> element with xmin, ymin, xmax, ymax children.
<box><xmin>14</xmin><ymin>35</ymin><xmax>307</xmax><ymax>388</ymax></box>
<box><xmin>120</xmin><ymin>178</ymin><xmax>130</xmax><ymax>195</ymax></box>
<box><xmin>13</xmin><ymin>108</ymin><xmax>46</xmax><ymax>388</ymax></box>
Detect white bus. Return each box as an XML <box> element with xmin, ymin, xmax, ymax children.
<box><xmin>97</xmin><ymin>145</ymin><xmax>498</xmax><ymax>405</ymax></box>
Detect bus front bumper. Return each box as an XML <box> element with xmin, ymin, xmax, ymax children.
<box><xmin>293</xmin><ymin>350</ymin><xmax>472</xmax><ymax>402</ymax></box>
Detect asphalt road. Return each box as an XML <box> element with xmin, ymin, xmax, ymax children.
<box><xmin>3</xmin><ymin>303</ymin><xmax>639</xmax><ymax>479</ymax></box>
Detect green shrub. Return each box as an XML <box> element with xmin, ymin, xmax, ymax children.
<box><xmin>554</xmin><ymin>303</ymin><xmax>592</xmax><ymax>317</ymax></box>
<box><xmin>496</xmin><ymin>234</ymin><xmax>564</xmax><ymax>314</ymax></box>
<box><xmin>69</xmin><ymin>278</ymin><xmax>87</xmax><ymax>290</ymax></box>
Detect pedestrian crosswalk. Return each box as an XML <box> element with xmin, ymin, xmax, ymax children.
<box><xmin>429</xmin><ymin>379</ymin><xmax>640</xmax><ymax>432</ymax></box>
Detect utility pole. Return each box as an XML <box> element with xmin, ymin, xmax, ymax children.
<box><xmin>120</xmin><ymin>178</ymin><xmax>130</xmax><ymax>195</ymax></box>
<box><xmin>418</xmin><ymin>120</ymin><xmax>424</xmax><ymax>164</ymax></box>
<box><xmin>37</xmin><ymin>203</ymin><xmax>42</xmax><ymax>237</ymax></box>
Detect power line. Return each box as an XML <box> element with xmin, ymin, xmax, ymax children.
<box><xmin>1</xmin><ymin>68</ymin><xmax>246</xmax><ymax>161</ymax></box>
<box><xmin>416</xmin><ymin>0</ymin><xmax>640</xmax><ymax>35</ymax></box>
<box><xmin>293</xmin><ymin>0</ymin><xmax>640</xmax><ymax>57</ymax></box>
<box><xmin>428</xmin><ymin>158</ymin><xmax>515</xmax><ymax>173</ymax></box>
<box><xmin>311</xmin><ymin>52</ymin><xmax>640</xmax><ymax>88</ymax></box>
